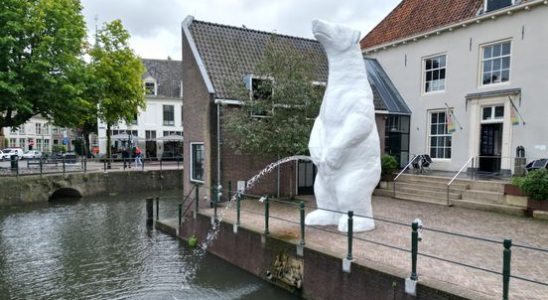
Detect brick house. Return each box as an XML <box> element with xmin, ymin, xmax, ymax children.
<box><xmin>181</xmin><ymin>16</ymin><xmax>410</xmax><ymax>201</ymax></box>
<box><xmin>361</xmin><ymin>0</ymin><xmax>548</xmax><ymax>175</ymax></box>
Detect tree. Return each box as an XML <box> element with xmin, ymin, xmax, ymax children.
<box><xmin>0</xmin><ymin>0</ymin><xmax>88</xmax><ymax>148</ymax></box>
<box><xmin>224</xmin><ymin>38</ymin><xmax>324</xmax><ymax>158</ymax></box>
<box><xmin>89</xmin><ymin>20</ymin><xmax>145</xmax><ymax>159</ymax></box>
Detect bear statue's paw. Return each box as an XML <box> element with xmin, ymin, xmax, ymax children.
<box><xmin>305</xmin><ymin>209</ymin><xmax>340</xmax><ymax>226</ymax></box>
<box><xmin>338</xmin><ymin>215</ymin><xmax>375</xmax><ymax>232</ymax></box>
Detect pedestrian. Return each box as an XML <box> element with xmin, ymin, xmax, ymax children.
<box><xmin>134</xmin><ymin>146</ymin><xmax>143</xmax><ymax>167</ymax></box>
<box><xmin>121</xmin><ymin>147</ymin><xmax>130</xmax><ymax>169</ymax></box>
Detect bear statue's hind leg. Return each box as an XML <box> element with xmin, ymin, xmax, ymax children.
<box><xmin>337</xmin><ymin>185</ymin><xmax>375</xmax><ymax>233</ymax></box>
<box><xmin>305</xmin><ymin>174</ymin><xmax>341</xmax><ymax>226</ymax></box>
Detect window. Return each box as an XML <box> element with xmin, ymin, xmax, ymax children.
<box><xmin>145</xmin><ymin>81</ymin><xmax>156</xmax><ymax>96</ymax></box>
<box><xmin>163</xmin><ymin>105</ymin><xmax>175</xmax><ymax>126</ymax></box>
<box><xmin>19</xmin><ymin>125</ymin><xmax>25</xmax><ymax>134</ymax></box>
<box><xmin>191</xmin><ymin>143</ymin><xmax>204</xmax><ymax>182</ymax></box>
<box><xmin>43</xmin><ymin>139</ymin><xmax>50</xmax><ymax>152</ymax></box>
<box><xmin>9</xmin><ymin>138</ymin><xmax>16</xmax><ymax>147</ymax></box>
<box><xmin>482</xmin><ymin>105</ymin><xmax>504</xmax><ymax>121</ymax></box>
<box><xmin>485</xmin><ymin>0</ymin><xmax>513</xmax><ymax>13</ymax></box>
<box><xmin>35</xmin><ymin>123</ymin><xmax>42</xmax><ymax>135</ymax></box>
<box><xmin>481</xmin><ymin>41</ymin><xmax>511</xmax><ymax>85</ymax></box>
<box><xmin>163</xmin><ymin>131</ymin><xmax>182</xmax><ymax>136</ymax></box>
<box><xmin>19</xmin><ymin>138</ymin><xmax>25</xmax><ymax>149</ymax></box>
<box><xmin>36</xmin><ymin>139</ymin><xmax>43</xmax><ymax>151</ymax></box>
<box><xmin>424</xmin><ymin>55</ymin><xmax>446</xmax><ymax>93</ymax></box>
<box><xmin>43</xmin><ymin>124</ymin><xmax>49</xmax><ymax>135</ymax></box>
<box><xmin>429</xmin><ymin>111</ymin><xmax>452</xmax><ymax>159</ymax></box>
<box><xmin>146</xmin><ymin>130</ymin><xmax>156</xmax><ymax>140</ymax></box>
<box><xmin>250</xmin><ymin>77</ymin><xmax>273</xmax><ymax>116</ymax></box>
<box><xmin>52</xmin><ymin>126</ymin><xmax>59</xmax><ymax>134</ymax></box>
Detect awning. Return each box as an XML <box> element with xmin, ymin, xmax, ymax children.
<box><xmin>155</xmin><ymin>134</ymin><xmax>184</xmax><ymax>142</ymax></box>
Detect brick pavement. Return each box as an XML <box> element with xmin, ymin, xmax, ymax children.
<box><xmin>203</xmin><ymin>195</ymin><xmax>548</xmax><ymax>300</ymax></box>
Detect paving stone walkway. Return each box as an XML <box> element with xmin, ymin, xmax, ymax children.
<box><xmin>200</xmin><ymin>195</ymin><xmax>548</xmax><ymax>300</ymax></box>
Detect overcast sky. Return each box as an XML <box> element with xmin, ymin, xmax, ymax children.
<box><xmin>81</xmin><ymin>0</ymin><xmax>400</xmax><ymax>60</ymax></box>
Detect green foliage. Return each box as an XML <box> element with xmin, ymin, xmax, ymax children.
<box><xmin>0</xmin><ymin>0</ymin><xmax>88</xmax><ymax>129</ymax></box>
<box><xmin>381</xmin><ymin>154</ymin><xmax>398</xmax><ymax>178</ymax></box>
<box><xmin>515</xmin><ymin>169</ymin><xmax>548</xmax><ymax>201</ymax></box>
<box><xmin>89</xmin><ymin>20</ymin><xmax>145</xmax><ymax>157</ymax></box>
<box><xmin>224</xmin><ymin>37</ymin><xmax>323</xmax><ymax>157</ymax></box>
<box><xmin>52</xmin><ymin>144</ymin><xmax>67</xmax><ymax>153</ymax></box>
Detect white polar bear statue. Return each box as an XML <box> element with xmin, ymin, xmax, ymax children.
<box><xmin>306</xmin><ymin>19</ymin><xmax>381</xmax><ymax>232</ymax></box>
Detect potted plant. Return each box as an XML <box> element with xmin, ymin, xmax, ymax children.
<box><xmin>379</xmin><ymin>154</ymin><xmax>398</xmax><ymax>188</ymax></box>
<box><xmin>514</xmin><ymin>169</ymin><xmax>548</xmax><ymax>215</ymax></box>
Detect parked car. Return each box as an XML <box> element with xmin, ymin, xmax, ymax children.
<box><xmin>1</xmin><ymin>148</ymin><xmax>24</xmax><ymax>160</ymax></box>
<box><xmin>22</xmin><ymin>150</ymin><xmax>42</xmax><ymax>160</ymax></box>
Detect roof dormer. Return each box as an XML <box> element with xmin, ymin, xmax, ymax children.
<box><xmin>144</xmin><ymin>76</ymin><xmax>157</xmax><ymax>96</ymax></box>
<box><xmin>484</xmin><ymin>0</ymin><xmax>516</xmax><ymax>13</ymax></box>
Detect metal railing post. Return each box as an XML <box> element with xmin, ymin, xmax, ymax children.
<box><xmin>264</xmin><ymin>196</ymin><xmax>269</xmax><ymax>235</ymax></box>
<box><xmin>146</xmin><ymin>197</ymin><xmax>154</xmax><ymax>226</ymax></box>
<box><xmin>103</xmin><ymin>159</ymin><xmax>106</xmax><ymax>172</ymax></box>
<box><xmin>142</xmin><ymin>157</ymin><xmax>145</xmax><ymax>171</ymax></box>
<box><xmin>194</xmin><ymin>184</ymin><xmax>199</xmax><ymax>218</ymax></box>
<box><xmin>62</xmin><ymin>156</ymin><xmax>66</xmax><ymax>176</ymax></box>
<box><xmin>84</xmin><ymin>157</ymin><xmax>87</xmax><ymax>174</ymax></box>
<box><xmin>502</xmin><ymin>239</ymin><xmax>512</xmax><ymax>300</ymax></box>
<box><xmin>411</xmin><ymin>221</ymin><xmax>419</xmax><ymax>281</ymax></box>
<box><xmin>228</xmin><ymin>181</ymin><xmax>232</xmax><ymax>201</ymax></box>
<box><xmin>178</xmin><ymin>203</ymin><xmax>182</xmax><ymax>226</ymax></box>
<box><xmin>236</xmin><ymin>193</ymin><xmax>241</xmax><ymax>226</ymax></box>
<box><xmin>39</xmin><ymin>157</ymin><xmax>43</xmax><ymax>177</ymax></box>
<box><xmin>300</xmin><ymin>201</ymin><xmax>305</xmax><ymax>246</ymax></box>
<box><xmin>346</xmin><ymin>211</ymin><xmax>354</xmax><ymax>261</ymax></box>
<box><xmin>156</xmin><ymin>196</ymin><xmax>159</xmax><ymax>220</ymax></box>
<box><xmin>160</xmin><ymin>157</ymin><xmax>162</xmax><ymax>171</ymax></box>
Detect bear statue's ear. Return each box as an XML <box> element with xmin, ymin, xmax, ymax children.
<box><xmin>353</xmin><ymin>30</ymin><xmax>361</xmax><ymax>45</ymax></box>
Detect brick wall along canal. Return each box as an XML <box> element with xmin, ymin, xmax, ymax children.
<box><xmin>0</xmin><ymin>191</ymin><xmax>298</xmax><ymax>299</ymax></box>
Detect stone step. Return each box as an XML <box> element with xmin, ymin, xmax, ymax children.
<box><xmin>451</xmin><ymin>200</ymin><xmax>525</xmax><ymax>216</ymax></box>
<box><xmin>396</xmin><ymin>182</ymin><xmax>466</xmax><ymax>194</ymax></box>
<box><xmin>394</xmin><ymin>191</ymin><xmax>449</xmax><ymax>206</ymax></box>
<box><xmin>395</xmin><ymin>185</ymin><xmax>461</xmax><ymax>200</ymax></box>
<box><xmin>461</xmin><ymin>190</ymin><xmax>505</xmax><ymax>205</ymax></box>
<box><xmin>468</xmin><ymin>181</ymin><xmax>505</xmax><ymax>193</ymax></box>
<box><xmin>397</xmin><ymin>174</ymin><xmax>471</xmax><ymax>188</ymax></box>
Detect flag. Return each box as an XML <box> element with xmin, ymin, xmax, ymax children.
<box><xmin>446</xmin><ymin>109</ymin><xmax>456</xmax><ymax>133</ymax></box>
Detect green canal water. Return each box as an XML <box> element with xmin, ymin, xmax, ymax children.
<box><xmin>0</xmin><ymin>191</ymin><xmax>298</xmax><ymax>299</ymax></box>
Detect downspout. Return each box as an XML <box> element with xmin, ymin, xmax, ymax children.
<box><xmin>216</xmin><ymin>101</ymin><xmax>221</xmax><ymax>201</ymax></box>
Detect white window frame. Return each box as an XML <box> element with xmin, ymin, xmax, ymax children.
<box><xmin>428</xmin><ymin>110</ymin><xmax>452</xmax><ymax>160</ymax></box>
<box><xmin>422</xmin><ymin>53</ymin><xmax>447</xmax><ymax>94</ymax></box>
<box><xmin>484</xmin><ymin>0</ymin><xmax>515</xmax><ymax>13</ymax></box>
<box><xmin>479</xmin><ymin>40</ymin><xmax>512</xmax><ymax>87</ymax></box>
<box><xmin>190</xmin><ymin>142</ymin><xmax>205</xmax><ymax>183</ymax></box>
<box><xmin>481</xmin><ymin>104</ymin><xmax>505</xmax><ymax>124</ymax></box>
<box><xmin>163</xmin><ymin>105</ymin><xmax>175</xmax><ymax>126</ymax></box>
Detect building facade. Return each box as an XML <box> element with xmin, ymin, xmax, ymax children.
<box><xmin>3</xmin><ymin>115</ymin><xmax>77</xmax><ymax>153</ymax></box>
<box><xmin>97</xmin><ymin>58</ymin><xmax>183</xmax><ymax>158</ymax></box>
<box><xmin>361</xmin><ymin>0</ymin><xmax>548</xmax><ymax>175</ymax></box>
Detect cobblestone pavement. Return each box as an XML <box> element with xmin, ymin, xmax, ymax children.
<box><xmin>202</xmin><ymin>195</ymin><xmax>548</xmax><ymax>300</ymax></box>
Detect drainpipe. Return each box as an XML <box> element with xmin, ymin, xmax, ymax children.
<box><xmin>216</xmin><ymin>101</ymin><xmax>221</xmax><ymax>202</ymax></box>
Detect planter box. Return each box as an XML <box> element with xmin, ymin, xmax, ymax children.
<box><xmin>526</xmin><ymin>198</ymin><xmax>548</xmax><ymax>217</ymax></box>
<box><xmin>504</xmin><ymin>184</ymin><xmax>525</xmax><ymax>196</ymax></box>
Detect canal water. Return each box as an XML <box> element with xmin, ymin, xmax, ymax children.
<box><xmin>0</xmin><ymin>191</ymin><xmax>298</xmax><ymax>299</ymax></box>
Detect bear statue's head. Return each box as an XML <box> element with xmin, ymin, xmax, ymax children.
<box><xmin>312</xmin><ymin>19</ymin><xmax>361</xmax><ymax>53</ymax></box>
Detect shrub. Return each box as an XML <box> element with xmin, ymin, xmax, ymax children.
<box><xmin>516</xmin><ymin>169</ymin><xmax>548</xmax><ymax>201</ymax></box>
<box><xmin>52</xmin><ymin>145</ymin><xmax>67</xmax><ymax>153</ymax></box>
<box><xmin>381</xmin><ymin>154</ymin><xmax>398</xmax><ymax>178</ymax></box>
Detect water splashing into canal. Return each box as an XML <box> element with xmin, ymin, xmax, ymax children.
<box><xmin>195</xmin><ymin>155</ymin><xmax>312</xmax><ymax>256</ymax></box>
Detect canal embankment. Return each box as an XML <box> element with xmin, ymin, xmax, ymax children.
<box><xmin>0</xmin><ymin>169</ymin><xmax>183</xmax><ymax>206</ymax></box>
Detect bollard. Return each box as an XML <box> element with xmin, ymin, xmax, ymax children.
<box><xmin>236</xmin><ymin>193</ymin><xmax>241</xmax><ymax>226</ymax></box>
<box><xmin>300</xmin><ymin>201</ymin><xmax>305</xmax><ymax>246</ymax></box>
<box><xmin>146</xmin><ymin>197</ymin><xmax>154</xmax><ymax>226</ymax></box>
<box><xmin>502</xmin><ymin>239</ymin><xmax>512</xmax><ymax>300</ymax></box>
<box><xmin>264</xmin><ymin>196</ymin><xmax>270</xmax><ymax>235</ymax></box>
<box><xmin>178</xmin><ymin>203</ymin><xmax>182</xmax><ymax>226</ymax></box>
<box><xmin>346</xmin><ymin>211</ymin><xmax>353</xmax><ymax>261</ymax></box>
<box><xmin>410</xmin><ymin>221</ymin><xmax>419</xmax><ymax>281</ymax></box>
<box><xmin>156</xmin><ymin>197</ymin><xmax>159</xmax><ymax>220</ymax></box>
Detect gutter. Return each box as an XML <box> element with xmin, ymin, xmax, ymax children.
<box><xmin>363</xmin><ymin>0</ymin><xmax>547</xmax><ymax>54</ymax></box>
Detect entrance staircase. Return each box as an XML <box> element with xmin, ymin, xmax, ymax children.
<box><xmin>375</xmin><ymin>174</ymin><xmax>526</xmax><ymax>216</ymax></box>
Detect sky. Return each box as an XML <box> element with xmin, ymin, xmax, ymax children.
<box><xmin>81</xmin><ymin>0</ymin><xmax>401</xmax><ymax>60</ymax></box>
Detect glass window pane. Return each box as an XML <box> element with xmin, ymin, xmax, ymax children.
<box><xmin>445</xmin><ymin>148</ymin><xmax>451</xmax><ymax>159</ymax></box>
<box><xmin>431</xmin><ymin>137</ymin><xmax>437</xmax><ymax>148</ymax></box>
<box><xmin>495</xmin><ymin>106</ymin><xmax>504</xmax><ymax>118</ymax></box>
<box><xmin>433</xmin><ymin>70</ymin><xmax>439</xmax><ymax>80</ymax></box>
<box><xmin>483</xmin><ymin>107</ymin><xmax>492</xmax><ymax>120</ymax></box>
<box><xmin>426</xmin><ymin>59</ymin><xmax>432</xmax><ymax>70</ymax></box>
<box><xmin>430</xmin><ymin>147</ymin><xmax>437</xmax><ymax>158</ymax></box>
<box><xmin>502</xmin><ymin>42</ymin><xmax>511</xmax><ymax>55</ymax></box>
<box><xmin>432</xmin><ymin>58</ymin><xmax>439</xmax><ymax>69</ymax></box>
<box><xmin>493</xmin><ymin>59</ymin><xmax>501</xmax><ymax>71</ymax></box>
<box><xmin>483</xmin><ymin>60</ymin><xmax>492</xmax><ymax>73</ymax></box>
<box><xmin>431</xmin><ymin>124</ymin><xmax>437</xmax><ymax>135</ymax></box>
<box><xmin>483</xmin><ymin>73</ymin><xmax>491</xmax><ymax>85</ymax></box>
<box><xmin>493</xmin><ymin>44</ymin><xmax>501</xmax><ymax>57</ymax></box>
<box><xmin>425</xmin><ymin>82</ymin><xmax>431</xmax><ymax>93</ymax></box>
<box><xmin>440</xmin><ymin>79</ymin><xmax>446</xmax><ymax>90</ymax></box>
<box><xmin>501</xmin><ymin>70</ymin><xmax>510</xmax><ymax>82</ymax></box>
<box><xmin>440</xmin><ymin>55</ymin><xmax>446</xmax><ymax>67</ymax></box>
<box><xmin>502</xmin><ymin>57</ymin><xmax>510</xmax><ymax>69</ymax></box>
<box><xmin>483</xmin><ymin>46</ymin><xmax>492</xmax><ymax>59</ymax></box>
<box><xmin>440</xmin><ymin>69</ymin><xmax>446</xmax><ymax>80</ymax></box>
<box><xmin>437</xmin><ymin>136</ymin><xmax>445</xmax><ymax>147</ymax></box>
<box><xmin>447</xmin><ymin>136</ymin><xmax>452</xmax><ymax>147</ymax></box>
<box><xmin>431</xmin><ymin>113</ymin><xmax>437</xmax><ymax>124</ymax></box>
<box><xmin>426</xmin><ymin>71</ymin><xmax>432</xmax><ymax>81</ymax></box>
